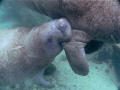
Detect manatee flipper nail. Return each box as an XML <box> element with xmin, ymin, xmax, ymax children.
<box><xmin>63</xmin><ymin>30</ymin><xmax>92</xmax><ymax>76</ymax></box>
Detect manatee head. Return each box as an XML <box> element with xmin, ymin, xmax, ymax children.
<box><xmin>27</xmin><ymin>18</ymin><xmax>72</xmax><ymax>88</ymax></box>
<box><xmin>25</xmin><ymin>18</ymin><xmax>72</xmax><ymax>60</ymax></box>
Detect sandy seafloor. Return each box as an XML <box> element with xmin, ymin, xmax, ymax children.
<box><xmin>0</xmin><ymin>3</ymin><xmax>120</xmax><ymax>90</ymax></box>
<box><xmin>4</xmin><ymin>51</ymin><xmax>120</xmax><ymax>90</ymax></box>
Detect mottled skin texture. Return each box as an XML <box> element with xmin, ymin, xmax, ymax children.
<box><xmin>15</xmin><ymin>0</ymin><xmax>120</xmax><ymax>76</ymax></box>
<box><xmin>0</xmin><ymin>18</ymin><xmax>72</xmax><ymax>88</ymax></box>
<box><xmin>17</xmin><ymin>0</ymin><xmax>120</xmax><ymax>43</ymax></box>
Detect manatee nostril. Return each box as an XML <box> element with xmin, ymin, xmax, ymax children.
<box><xmin>58</xmin><ymin>18</ymin><xmax>68</xmax><ymax>26</ymax></box>
<box><xmin>57</xmin><ymin>25</ymin><xmax>67</xmax><ymax>33</ymax></box>
<box><xmin>54</xmin><ymin>18</ymin><xmax>72</xmax><ymax>42</ymax></box>
<box><xmin>55</xmin><ymin>18</ymin><xmax>70</xmax><ymax>28</ymax></box>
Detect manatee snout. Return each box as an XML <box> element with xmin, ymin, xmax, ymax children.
<box><xmin>52</xmin><ymin>18</ymin><xmax>72</xmax><ymax>43</ymax></box>
<box><xmin>25</xmin><ymin>18</ymin><xmax>72</xmax><ymax>60</ymax></box>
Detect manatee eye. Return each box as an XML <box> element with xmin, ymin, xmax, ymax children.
<box><xmin>47</xmin><ymin>37</ymin><xmax>53</xmax><ymax>44</ymax></box>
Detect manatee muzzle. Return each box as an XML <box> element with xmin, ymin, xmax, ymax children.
<box><xmin>53</xmin><ymin>18</ymin><xmax>72</xmax><ymax>43</ymax></box>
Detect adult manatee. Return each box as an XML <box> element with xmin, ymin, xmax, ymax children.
<box><xmin>0</xmin><ymin>18</ymin><xmax>72</xmax><ymax>88</ymax></box>
<box><xmin>15</xmin><ymin>0</ymin><xmax>120</xmax><ymax>75</ymax></box>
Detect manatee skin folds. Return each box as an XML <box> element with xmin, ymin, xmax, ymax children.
<box><xmin>0</xmin><ymin>18</ymin><xmax>72</xmax><ymax>88</ymax></box>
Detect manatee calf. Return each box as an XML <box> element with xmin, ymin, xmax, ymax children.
<box><xmin>15</xmin><ymin>0</ymin><xmax>120</xmax><ymax>76</ymax></box>
<box><xmin>0</xmin><ymin>18</ymin><xmax>72</xmax><ymax>88</ymax></box>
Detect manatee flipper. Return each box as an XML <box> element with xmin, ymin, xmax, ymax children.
<box><xmin>63</xmin><ymin>41</ymin><xmax>89</xmax><ymax>76</ymax></box>
<box><xmin>32</xmin><ymin>69</ymin><xmax>54</xmax><ymax>88</ymax></box>
<box><xmin>63</xmin><ymin>30</ymin><xmax>92</xmax><ymax>76</ymax></box>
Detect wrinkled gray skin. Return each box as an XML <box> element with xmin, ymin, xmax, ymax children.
<box><xmin>15</xmin><ymin>0</ymin><xmax>120</xmax><ymax>76</ymax></box>
<box><xmin>0</xmin><ymin>18</ymin><xmax>72</xmax><ymax>88</ymax></box>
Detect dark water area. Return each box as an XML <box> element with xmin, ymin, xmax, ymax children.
<box><xmin>0</xmin><ymin>0</ymin><xmax>3</xmax><ymax>4</ymax></box>
<box><xmin>0</xmin><ymin>0</ymin><xmax>51</xmax><ymax>28</ymax></box>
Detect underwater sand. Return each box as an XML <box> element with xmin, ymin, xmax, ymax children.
<box><xmin>4</xmin><ymin>51</ymin><xmax>118</xmax><ymax>90</ymax></box>
<box><xmin>50</xmin><ymin>51</ymin><xmax>118</xmax><ymax>90</ymax></box>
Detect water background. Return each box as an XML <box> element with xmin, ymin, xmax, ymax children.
<box><xmin>0</xmin><ymin>1</ymin><xmax>119</xmax><ymax>90</ymax></box>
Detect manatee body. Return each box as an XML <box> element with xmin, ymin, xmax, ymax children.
<box><xmin>0</xmin><ymin>18</ymin><xmax>72</xmax><ymax>88</ymax></box>
<box><xmin>17</xmin><ymin>0</ymin><xmax>120</xmax><ymax>43</ymax></box>
<box><xmin>15</xmin><ymin>0</ymin><xmax>120</xmax><ymax>75</ymax></box>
